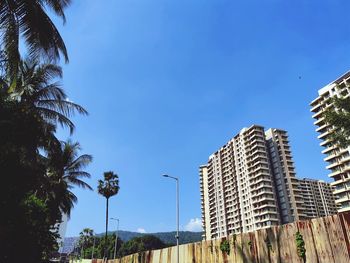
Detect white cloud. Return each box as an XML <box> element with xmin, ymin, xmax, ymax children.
<box><xmin>184</xmin><ymin>218</ymin><xmax>202</xmax><ymax>232</ymax></box>
<box><xmin>137</xmin><ymin>228</ymin><xmax>146</xmax><ymax>233</ymax></box>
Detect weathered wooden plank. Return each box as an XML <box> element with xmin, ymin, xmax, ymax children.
<box><xmin>232</xmin><ymin>233</ymin><xmax>244</xmax><ymax>263</ymax></box>
<box><xmin>217</xmin><ymin>237</ymin><xmax>229</xmax><ymax>263</ymax></box>
<box><xmin>212</xmin><ymin>238</ymin><xmax>220</xmax><ymax>263</ymax></box>
<box><xmin>160</xmin><ymin>247</ymin><xmax>168</xmax><ymax>263</ymax></box>
<box><xmin>152</xmin><ymin>249</ymin><xmax>161</xmax><ymax>263</ymax></box>
<box><xmin>297</xmin><ymin>220</ymin><xmax>319</xmax><ymax>263</ymax></box>
<box><xmin>267</xmin><ymin>226</ymin><xmax>281</xmax><ymax>263</ymax></box>
<box><xmin>339</xmin><ymin>212</ymin><xmax>350</xmax><ymax>258</ymax></box>
<box><xmin>203</xmin><ymin>240</ymin><xmax>213</xmax><ymax>263</ymax></box>
<box><xmin>324</xmin><ymin>214</ymin><xmax>350</xmax><ymax>263</ymax></box>
<box><xmin>193</xmin><ymin>241</ymin><xmax>202</xmax><ymax>263</ymax></box>
<box><xmin>239</xmin><ymin>231</ymin><xmax>256</xmax><ymax>263</ymax></box>
<box><xmin>204</xmin><ymin>239</ymin><xmax>215</xmax><ymax>263</ymax></box>
<box><xmin>278</xmin><ymin>222</ymin><xmax>303</xmax><ymax>263</ymax></box>
<box><xmin>310</xmin><ymin>217</ymin><xmax>332</xmax><ymax>262</ymax></box>
<box><xmin>255</xmin><ymin>228</ymin><xmax>270</xmax><ymax>263</ymax></box>
<box><xmin>310</xmin><ymin>216</ymin><xmax>335</xmax><ymax>263</ymax></box>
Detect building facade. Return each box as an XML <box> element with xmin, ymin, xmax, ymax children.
<box><xmin>265</xmin><ymin>128</ymin><xmax>306</xmax><ymax>223</ymax></box>
<box><xmin>310</xmin><ymin>71</ymin><xmax>350</xmax><ymax>212</ymax></box>
<box><xmin>200</xmin><ymin>125</ymin><xmax>305</xmax><ymax>240</ymax></box>
<box><xmin>298</xmin><ymin>178</ymin><xmax>338</xmax><ymax>218</ymax></box>
<box><xmin>200</xmin><ymin>125</ymin><xmax>339</xmax><ymax>240</ymax></box>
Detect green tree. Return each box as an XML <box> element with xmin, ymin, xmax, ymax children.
<box><xmin>45</xmin><ymin>140</ymin><xmax>92</xmax><ymax>218</ymax></box>
<box><xmin>324</xmin><ymin>96</ymin><xmax>350</xmax><ymax>147</ymax></box>
<box><xmin>3</xmin><ymin>60</ymin><xmax>87</xmax><ymax>134</ymax></box>
<box><xmin>0</xmin><ymin>59</ymin><xmax>89</xmax><ymax>262</ymax></box>
<box><xmin>78</xmin><ymin>228</ymin><xmax>94</xmax><ymax>258</ymax></box>
<box><xmin>97</xmin><ymin>171</ymin><xmax>120</xmax><ymax>258</ymax></box>
<box><xmin>118</xmin><ymin>235</ymin><xmax>168</xmax><ymax>257</ymax></box>
<box><xmin>0</xmin><ymin>0</ymin><xmax>70</xmax><ymax>75</ymax></box>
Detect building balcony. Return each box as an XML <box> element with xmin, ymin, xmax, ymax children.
<box><xmin>310</xmin><ymin>97</ymin><xmax>322</xmax><ymax>110</ymax></box>
<box><xmin>313</xmin><ymin>116</ymin><xmax>325</xmax><ymax>126</ymax></box>
<box><xmin>335</xmin><ymin>195</ymin><xmax>350</xmax><ymax>204</ymax></box>
<box><xmin>329</xmin><ymin>167</ymin><xmax>350</xmax><ymax>178</ymax></box>
<box><xmin>318</xmin><ymin>130</ymin><xmax>331</xmax><ymax>140</ymax></box>
<box><xmin>333</xmin><ymin>187</ymin><xmax>349</xmax><ymax>195</ymax></box>
<box><xmin>326</xmin><ymin>162</ymin><xmax>341</xmax><ymax>170</ymax></box>
<box><xmin>316</xmin><ymin>123</ymin><xmax>328</xmax><ymax>133</ymax></box>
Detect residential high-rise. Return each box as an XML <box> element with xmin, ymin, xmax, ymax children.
<box><xmin>298</xmin><ymin>178</ymin><xmax>338</xmax><ymax>218</ymax></box>
<box><xmin>310</xmin><ymin>71</ymin><xmax>350</xmax><ymax>212</ymax></box>
<box><xmin>265</xmin><ymin>128</ymin><xmax>307</xmax><ymax>223</ymax></box>
<box><xmin>200</xmin><ymin>125</ymin><xmax>305</xmax><ymax>240</ymax></box>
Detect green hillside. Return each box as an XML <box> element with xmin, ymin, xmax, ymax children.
<box><xmin>95</xmin><ymin>230</ymin><xmax>202</xmax><ymax>245</ymax></box>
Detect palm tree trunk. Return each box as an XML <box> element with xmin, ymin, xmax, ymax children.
<box><xmin>104</xmin><ymin>197</ymin><xmax>109</xmax><ymax>258</ymax></box>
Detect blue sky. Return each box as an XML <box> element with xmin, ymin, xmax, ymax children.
<box><xmin>56</xmin><ymin>0</ymin><xmax>350</xmax><ymax>237</ymax></box>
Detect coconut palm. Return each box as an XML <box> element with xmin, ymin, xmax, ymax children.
<box><xmin>0</xmin><ymin>0</ymin><xmax>70</xmax><ymax>74</ymax></box>
<box><xmin>45</xmin><ymin>140</ymin><xmax>93</xmax><ymax>217</ymax></box>
<box><xmin>1</xmin><ymin>59</ymin><xmax>87</xmax><ymax>134</ymax></box>
<box><xmin>98</xmin><ymin>171</ymin><xmax>120</xmax><ymax>258</ymax></box>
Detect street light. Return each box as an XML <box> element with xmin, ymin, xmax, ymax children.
<box><xmin>110</xmin><ymin>218</ymin><xmax>119</xmax><ymax>260</ymax></box>
<box><xmin>162</xmin><ymin>174</ymin><xmax>179</xmax><ymax>263</ymax></box>
<box><xmin>91</xmin><ymin>236</ymin><xmax>96</xmax><ymax>259</ymax></box>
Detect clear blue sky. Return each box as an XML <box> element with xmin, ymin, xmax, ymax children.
<box><xmin>56</xmin><ymin>0</ymin><xmax>350</xmax><ymax>237</ymax></box>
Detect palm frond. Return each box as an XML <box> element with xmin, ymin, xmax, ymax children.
<box><xmin>64</xmin><ymin>171</ymin><xmax>91</xmax><ymax>179</ymax></box>
<box><xmin>36</xmin><ymin>106</ymin><xmax>75</xmax><ymax>133</ymax></box>
<box><xmin>20</xmin><ymin>0</ymin><xmax>69</xmax><ymax>62</ymax></box>
<box><xmin>66</xmin><ymin>154</ymin><xmax>93</xmax><ymax>171</ymax></box>
<box><xmin>43</xmin><ymin>0</ymin><xmax>72</xmax><ymax>24</ymax></box>
<box><xmin>37</xmin><ymin>99</ymin><xmax>88</xmax><ymax>117</ymax></box>
<box><xmin>65</xmin><ymin>177</ymin><xmax>93</xmax><ymax>190</ymax></box>
<box><xmin>1</xmin><ymin>1</ymin><xmax>20</xmax><ymax>76</ymax></box>
<box><xmin>33</xmin><ymin>84</ymin><xmax>66</xmax><ymax>101</ymax></box>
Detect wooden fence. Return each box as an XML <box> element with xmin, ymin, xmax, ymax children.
<box><xmin>92</xmin><ymin>212</ymin><xmax>350</xmax><ymax>263</ymax></box>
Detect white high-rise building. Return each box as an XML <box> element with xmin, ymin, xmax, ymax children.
<box><xmin>200</xmin><ymin>125</ymin><xmax>304</xmax><ymax>240</ymax></box>
<box><xmin>310</xmin><ymin>71</ymin><xmax>350</xmax><ymax>212</ymax></box>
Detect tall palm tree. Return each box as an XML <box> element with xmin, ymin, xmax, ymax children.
<box><xmin>46</xmin><ymin>140</ymin><xmax>93</xmax><ymax>217</ymax></box>
<box><xmin>98</xmin><ymin>171</ymin><xmax>120</xmax><ymax>258</ymax></box>
<box><xmin>0</xmin><ymin>0</ymin><xmax>70</xmax><ymax>74</ymax></box>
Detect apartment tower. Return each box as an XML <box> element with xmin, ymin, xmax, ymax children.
<box><xmin>200</xmin><ymin>125</ymin><xmax>305</xmax><ymax>240</ymax></box>
<box><xmin>310</xmin><ymin>71</ymin><xmax>350</xmax><ymax>212</ymax></box>
<box><xmin>299</xmin><ymin>178</ymin><xmax>338</xmax><ymax>218</ymax></box>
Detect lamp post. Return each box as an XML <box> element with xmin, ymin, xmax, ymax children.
<box><xmin>91</xmin><ymin>236</ymin><xmax>96</xmax><ymax>259</ymax></box>
<box><xmin>162</xmin><ymin>174</ymin><xmax>179</xmax><ymax>263</ymax></box>
<box><xmin>110</xmin><ymin>218</ymin><xmax>119</xmax><ymax>260</ymax></box>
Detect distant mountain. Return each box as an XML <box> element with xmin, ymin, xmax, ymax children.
<box><xmin>115</xmin><ymin>230</ymin><xmax>203</xmax><ymax>245</ymax></box>
<box><xmin>62</xmin><ymin>230</ymin><xmax>202</xmax><ymax>253</ymax></box>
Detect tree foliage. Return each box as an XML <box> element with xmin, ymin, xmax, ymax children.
<box><xmin>0</xmin><ymin>2</ymin><xmax>93</xmax><ymax>262</ymax></box>
<box><xmin>0</xmin><ymin>60</ymin><xmax>91</xmax><ymax>263</ymax></box>
<box><xmin>0</xmin><ymin>0</ymin><xmax>71</xmax><ymax>75</ymax></box>
<box><xmin>118</xmin><ymin>235</ymin><xmax>168</xmax><ymax>258</ymax></box>
<box><xmin>324</xmin><ymin>96</ymin><xmax>350</xmax><ymax>147</ymax></box>
<box><xmin>98</xmin><ymin>172</ymin><xmax>120</xmax><ymax>199</ymax></box>
<box><xmin>74</xmin><ymin>233</ymin><xmax>123</xmax><ymax>259</ymax></box>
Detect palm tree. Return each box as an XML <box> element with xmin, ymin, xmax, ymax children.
<box><xmin>78</xmin><ymin>228</ymin><xmax>94</xmax><ymax>258</ymax></box>
<box><xmin>1</xmin><ymin>59</ymin><xmax>87</xmax><ymax>134</ymax></box>
<box><xmin>45</xmin><ymin>140</ymin><xmax>93</xmax><ymax>218</ymax></box>
<box><xmin>98</xmin><ymin>171</ymin><xmax>120</xmax><ymax>258</ymax></box>
<box><xmin>0</xmin><ymin>0</ymin><xmax>70</xmax><ymax>74</ymax></box>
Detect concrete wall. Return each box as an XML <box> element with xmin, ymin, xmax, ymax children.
<box><xmin>93</xmin><ymin>212</ymin><xmax>350</xmax><ymax>263</ymax></box>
